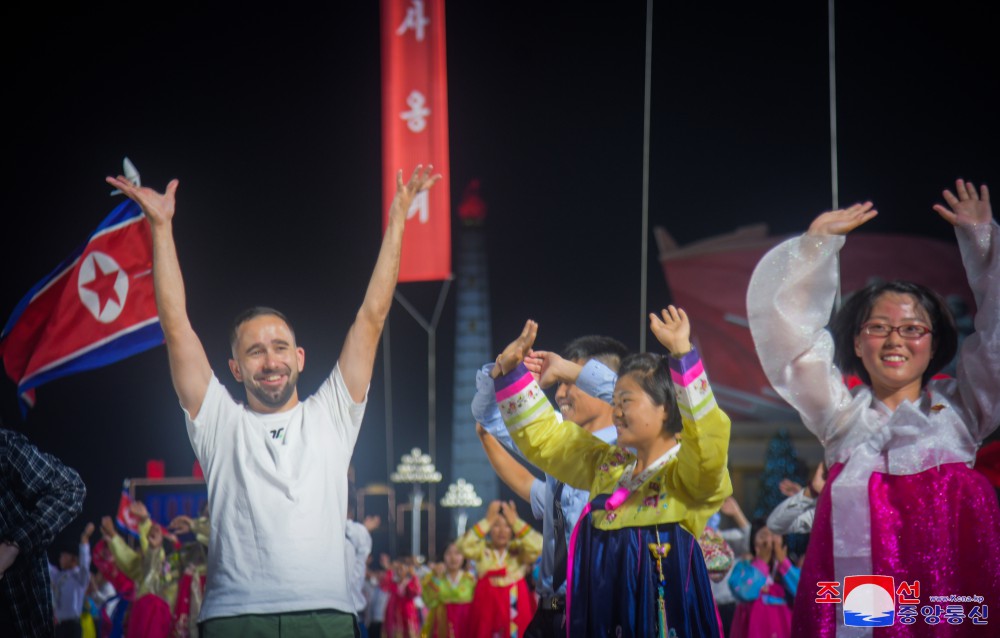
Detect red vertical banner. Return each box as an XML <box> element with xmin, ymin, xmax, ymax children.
<box><xmin>381</xmin><ymin>0</ymin><xmax>451</xmax><ymax>282</ymax></box>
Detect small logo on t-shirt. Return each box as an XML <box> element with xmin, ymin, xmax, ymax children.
<box><xmin>269</xmin><ymin>428</ymin><xmax>285</xmax><ymax>440</ymax></box>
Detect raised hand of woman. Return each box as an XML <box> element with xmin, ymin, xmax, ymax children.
<box><xmin>649</xmin><ymin>305</ymin><xmax>692</xmax><ymax>357</ymax></box>
<box><xmin>492</xmin><ymin>320</ymin><xmax>538</xmax><ymax>379</ymax></box>
<box><xmin>501</xmin><ymin>500</ymin><xmax>519</xmax><ymax>527</ymax></box>
<box><xmin>933</xmin><ymin>179</ymin><xmax>992</xmax><ymax>227</ymax></box>
<box><xmin>486</xmin><ymin>500</ymin><xmax>502</xmax><ymax>523</ymax></box>
<box><xmin>807</xmin><ymin>202</ymin><xmax>878</xmax><ymax>236</ymax></box>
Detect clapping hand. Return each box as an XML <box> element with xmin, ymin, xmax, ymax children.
<box><xmin>147</xmin><ymin>524</ymin><xmax>163</xmax><ymax>550</ymax></box>
<box><xmin>128</xmin><ymin>501</ymin><xmax>150</xmax><ymax>522</ymax></box>
<box><xmin>772</xmin><ymin>535</ymin><xmax>788</xmax><ymax>564</ymax></box>
<box><xmin>500</xmin><ymin>500</ymin><xmax>519</xmax><ymax>527</ymax></box>
<box><xmin>486</xmin><ymin>500</ymin><xmax>502</xmax><ymax>524</ymax></box>
<box><xmin>169</xmin><ymin>515</ymin><xmax>194</xmax><ymax>535</ymax></box>
<box><xmin>100</xmin><ymin>516</ymin><xmax>119</xmax><ymax>540</ymax></box>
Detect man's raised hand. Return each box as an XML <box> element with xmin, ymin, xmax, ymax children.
<box><xmin>388</xmin><ymin>164</ymin><xmax>441</xmax><ymax>223</ymax></box>
<box><xmin>529</xmin><ymin>350</ymin><xmax>581</xmax><ymax>389</ymax></box>
<box><xmin>106</xmin><ymin>176</ymin><xmax>179</xmax><ymax>228</ymax></box>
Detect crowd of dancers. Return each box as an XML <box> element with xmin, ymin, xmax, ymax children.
<box><xmin>3</xmin><ymin>172</ymin><xmax>998</xmax><ymax>638</ymax></box>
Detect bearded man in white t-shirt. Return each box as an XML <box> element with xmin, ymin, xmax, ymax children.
<box><xmin>106</xmin><ymin>166</ymin><xmax>440</xmax><ymax>638</ymax></box>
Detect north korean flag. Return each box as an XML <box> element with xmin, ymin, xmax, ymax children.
<box><xmin>115</xmin><ymin>484</ymin><xmax>141</xmax><ymax>538</ymax></box>
<box><xmin>0</xmin><ymin>199</ymin><xmax>163</xmax><ymax>411</ymax></box>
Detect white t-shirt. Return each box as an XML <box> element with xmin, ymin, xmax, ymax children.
<box><xmin>185</xmin><ymin>363</ymin><xmax>367</xmax><ymax>620</ymax></box>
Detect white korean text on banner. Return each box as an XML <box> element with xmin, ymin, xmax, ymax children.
<box><xmin>381</xmin><ymin>0</ymin><xmax>451</xmax><ymax>282</ymax></box>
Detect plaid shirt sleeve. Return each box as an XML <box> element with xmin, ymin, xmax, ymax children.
<box><xmin>0</xmin><ymin>428</ymin><xmax>86</xmax><ymax>638</ymax></box>
<box><xmin>1</xmin><ymin>429</ymin><xmax>86</xmax><ymax>552</ymax></box>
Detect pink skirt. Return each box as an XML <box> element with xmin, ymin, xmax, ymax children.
<box><xmin>792</xmin><ymin>462</ymin><xmax>1000</xmax><ymax>637</ymax></box>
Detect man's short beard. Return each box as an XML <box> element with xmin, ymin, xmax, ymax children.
<box><xmin>246</xmin><ymin>371</ymin><xmax>297</xmax><ymax>409</ymax></box>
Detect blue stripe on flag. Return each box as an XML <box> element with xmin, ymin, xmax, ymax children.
<box><xmin>18</xmin><ymin>321</ymin><xmax>164</xmax><ymax>410</ymax></box>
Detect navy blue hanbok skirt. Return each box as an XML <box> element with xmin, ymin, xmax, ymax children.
<box><xmin>566</xmin><ymin>493</ymin><xmax>722</xmax><ymax>637</ymax></box>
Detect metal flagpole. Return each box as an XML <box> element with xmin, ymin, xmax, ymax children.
<box><xmin>829</xmin><ymin>0</ymin><xmax>839</xmax><ymax>212</ymax></box>
<box><xmin>639</xmin><ymin>0</ymin><xmax>654</xmax><ymax>353</ymax></box>
<box><xmin>829</xmin><ymin>0</ymin><xmax>843</xmax><ymax>309</ymax></box>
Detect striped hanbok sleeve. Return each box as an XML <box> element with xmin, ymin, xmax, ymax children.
<box><xmin>667</xmin><ymin>348</ymin><xmax>732</xmax><ymax>503</ymax></box>
<box><xmin>494</xmin><ymin>363</ymin><xmax>609</xmax><ymax>492</ymax></box>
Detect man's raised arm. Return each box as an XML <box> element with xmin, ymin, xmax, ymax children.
<box><xmin>106</xmin><ymin>176</ymin><xmax>213</xmax><ymax>418</ymax></box>
<box><xmin>338</xmin><ymin>165</ymin><xmax>440</xmax><ymax>402</ymax></box>
<box><xmin>476</xmin><ymin>423</ymin><xmax>537</xmax><ymax>503</ymax></box>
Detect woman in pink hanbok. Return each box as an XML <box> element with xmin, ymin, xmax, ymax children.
<box><xmin>382</xmin><ymin>558</ymin><xmax>422</xmax><ymax>638</ymax></box>
<box><xmin>747</xmin><ymin>179</ymin><xmax>1000</xmax><ymax>637</ymax></box>
<box><xmin>728</xmin><ymin>521</ymin><xmax>799</xmax><ymax>638</ymax></box>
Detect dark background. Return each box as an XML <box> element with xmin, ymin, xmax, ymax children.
<box><xmin>3</xmin><ymin>1</ymin><xmax>998</xmax><ymax>554</ymax></box>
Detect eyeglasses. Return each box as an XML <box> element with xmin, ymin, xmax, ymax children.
<box><xmin>860</xmin><ymin>322</ymin><xmax>933</xmax><ymax>340</ymax></box>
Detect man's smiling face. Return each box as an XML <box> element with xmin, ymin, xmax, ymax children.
<box><xmin>228</xmin><ymin>314</ymin><xmax>305</xmax><ymax>413</ymax></box>
<box><xmin>554</xmin><ymin>357</ymin><xmax>614</xmax><ymax>432</ymax></box>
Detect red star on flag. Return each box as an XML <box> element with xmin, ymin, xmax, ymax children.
<box><xmin>81</xmin><ymin>256</ymin><xmax>123</xmax><ymax>317</ymax></box>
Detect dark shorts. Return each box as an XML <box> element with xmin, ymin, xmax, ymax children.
<box><xmin>200</xmin><ymin>609</ymin><xmax>359</xmax><ymax>638</ymax></box>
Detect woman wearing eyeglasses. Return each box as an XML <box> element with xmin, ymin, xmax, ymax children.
<box><xmin>747</xmin><ymin>179</ymin><xmax>1000</xmax><ymax>636</ymax></box>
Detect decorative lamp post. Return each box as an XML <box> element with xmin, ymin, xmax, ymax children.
<box><xmin>440</xmin><ymin>478</ymin><xmax>482</xmax><ymax>537</ymax></box>
<box><xmin>390</xmin><ymin>447</ymin><xmax>442</xmax><ymax>559</ymax></box>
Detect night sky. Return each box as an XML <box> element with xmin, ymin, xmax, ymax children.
<box><xmin>4</xmin><ymin>1</ymin><xmax>999</xmax><ymax>554</ymax></box>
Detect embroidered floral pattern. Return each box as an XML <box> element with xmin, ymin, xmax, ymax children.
<box><xmin>499</xmin><ymin>384</ymin><xmax>550</xmax><ymax>428</ymax></box>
